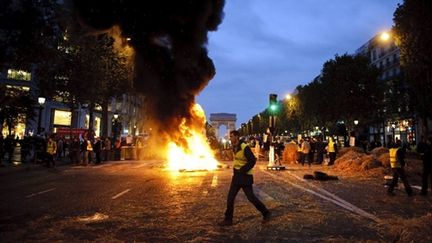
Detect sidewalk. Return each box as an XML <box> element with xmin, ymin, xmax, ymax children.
<box><xmin>0</xmin><ymin>157</ymin><xmax>72</xmax><ymax>176</ymax></box>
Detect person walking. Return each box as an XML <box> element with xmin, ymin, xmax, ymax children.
<box><xmin>315</xmin><ymin>137</ymin><xmax>325</xmax><ymax>164</ymax></box>
<box><xmin>219</xmin><ymin>130</ymin><xmax>271</xmax><ymax>226</ymax></box>
<box><xmin>46</xmin><ymin>136</ymin><xmax>57</xmax><ymax>167</ymax></box>
<box><xmin>301</xmin><ymin>138</ymin><xmax>311</xmax><ymax>167</ymax></box>
<box><xmin>387</xmin><ymin>141</ymin><xmax>413</xmax><ymax>196</ymax></box>
<box><xmin>69</xmin><ymin>136</ymin><xmax>81</xmax><ymax>165</ymax></box>
<box><xmin>327</xmin><ymin>137</ymin><xmax>338</xmax><ymax>165</ymax></box>
<box><xmin>93</xmin><ymin>137</ymin><xmax>102</xmax><ymax>164</ymax></box>
<box><xmin>103</xmin><ymin>137</ymin><xmax>112</xmax><ymax>161</ymax></box>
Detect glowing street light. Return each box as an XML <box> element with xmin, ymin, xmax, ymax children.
<box><xmin>380</xmin><ymin>31</ymin><xmax>390</xmax><ymax>42</ymax></box>
<box><xmin>37</xmin><ymin>97</ymin><xmax>46</xmax><ymax>134</ymax></box>
<box><xmin>354</xmin><ymin>119</ymin><xmax>359</xmax><ymax>125</ymax></box>
<box><xmin>285</xmin><ymin>94</ymin><xmax>292</xmax><ymax>100</ymax></box>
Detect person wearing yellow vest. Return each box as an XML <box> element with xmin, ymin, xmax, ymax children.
<box><xmin>46</xmin><ymin>137</ymin><xmax>57</xmax><ymax>167</ymax></box>
<box><xmin>327</xmin><ymin>137</ymin><xmax>338</xmax><ymax>165</ymax></box>
<box><xmin>219</xmin><ymin>130</ymin><xmax>271</xmax><ymax>226</ymax></box>
<box><xmin>387</xmin><ymin>141</ymin><xmax>413</xmax><ymax>196</ymax></box>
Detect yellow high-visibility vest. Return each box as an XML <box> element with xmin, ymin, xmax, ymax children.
<box><xmin>46</xmin><ymin>141</ymin><xmax>57</xmax><ymax>155</ymax></box>
<box><xmin>233</xmin><ymin>143</ymin><xmax>254</xmax><ymax>175</ymax></box>
<box><xmin>389</xmin><ymin>148</ymin><xmax>400</xmax><ymax>168</ymax></box>
<box><xmin>328</xmin><ymin>140</ymin><xmax>335</xmax><ymax>153</ymax></box>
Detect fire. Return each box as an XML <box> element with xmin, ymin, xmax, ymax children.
<box><xmin>166</xmin><ymin>104</ymin><xmax>218</xmax><ymax>171</ymax></box>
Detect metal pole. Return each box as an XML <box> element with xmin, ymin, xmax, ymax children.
<box><xmin>37</xmin><ymin>106</ymin><xmax>42</xmax><ymax>134</ymax></box>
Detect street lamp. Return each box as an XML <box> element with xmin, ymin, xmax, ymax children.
<box><xmin>380</xmin><ymin>31</ymin><xmax>390</xmax><ymax>42</ymax></box>
<box><xmin>37</xmin><ymin>97</ymin><xmax>46</xmax><ymax>134</ymax></box>
<box><xmin>112</xmin><ymin>112</ymin><xmax>120</xmax><ymax>140</ymax></box>
<box><xmin>391</xmin><ymin>123</ymin><xmax>396</xmax><ymax>143</ymax></box>
<box><xmin>354</xmin><ymin>119</ymin><xmax>359</xmax><ymax>125</ymax></box>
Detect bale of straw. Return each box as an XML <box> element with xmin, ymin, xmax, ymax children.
<box><xmin>370</xmin><ymin>147</ymin><xmax>388</xmax><ymax>157</ymax></box>
<box><xmin>282</xmin><ymin>142</ymin><xmax>298</xmax><ymax>164</ymax></box>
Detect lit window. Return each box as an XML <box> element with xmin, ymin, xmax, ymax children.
<box><xmin>7</xmin><ymin>69</ymin><xmax>31</xmax><ymax>81</ymax></box>
<box><xmin>53</xmin><ymin>110</ymin><xmax>72</xmax><ymax>126</ymax></box>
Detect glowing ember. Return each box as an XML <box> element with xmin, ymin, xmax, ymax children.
<box><xmin>166</xmin><ymin>104</ymin><xmax>218</xmax><ymax>171</ymax></box>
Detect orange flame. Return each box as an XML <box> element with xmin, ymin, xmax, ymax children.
<box><xmin>166</xmin><ymin>104</ymin><xmax>218</xmax><ymax>171</ymax></box>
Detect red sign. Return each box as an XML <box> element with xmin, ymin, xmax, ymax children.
<box><xmin>56</xmin><ymin>128</ymin><xmax>87</xmax><ymax>136</ymax></box>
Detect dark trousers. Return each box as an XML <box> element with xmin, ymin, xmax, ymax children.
<box><xmin>46</xmin><ymin>153</ymin><xmax>55</xmax><ymax>167</ymax></box>
<box><xmin>224</xmin><ymin>179</ymin><xmax>268</xmax><ymax>221</ymax></box>
<box><xmin>421</xmin><ymin>165</ymin><xmax>432</xmax><ymax>195</ymax></box>
<box><xmin>95</xmin><ymin>151</ymin><xmax>101</xmax><ymax>164</ymax></box>
<box><xmin>328</xmin><ymin>152</ymin><xmax>336</xmax><ymax>165</ymax></box>
<box><xmin>316</xmin><ymin>151</ymin><xmax>324</xmax><ymax>163</ymax></box>
<box><xmin>308</xmin><ymin>152</ymin><xmax>314</xmax><ymax>163</ymax></box>
<box><xmin>388</xmin><ymin>167</ymin><xmax>413</xmax><ymax>195</ymax></box>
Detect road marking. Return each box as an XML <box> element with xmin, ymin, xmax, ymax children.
<box><xmin>112</xmin><ymin>189</ymin><xmax>131</xmax><ymax>199</ymax></box>
<box><xmin>25</xmin><ymin>187</ymin><xmax>56</xmax><ymax>199</ymax></box>
<box><xmin>211</xmin><ymin>175</ymin><xmax>218</xmax><ymax>188</ymax></box>
<box><xmin>262</xmin><ymin>170</ymin><xmax>381</xmax><ymax>223</ymax></box>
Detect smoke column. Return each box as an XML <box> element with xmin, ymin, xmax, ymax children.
<box><xmin>72</xmin><ymin>0</ymin><xmax>225</xmax><ymax>149</ymax></box>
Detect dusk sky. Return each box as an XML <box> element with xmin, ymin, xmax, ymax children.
<box><xmin>197</xmin><ymin>0</ymin><xmax>402</xmax><ymax>129</ymax></box>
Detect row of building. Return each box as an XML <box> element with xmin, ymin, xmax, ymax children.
<box><xmin>355</xmin><ymin>31</ymin><xmax>420</xmax><ymax>145</ymax></box>
<box><xmin>0</xmin><ymin>68</ymin><xmax>145</xmax><ymax>140</ymax></box>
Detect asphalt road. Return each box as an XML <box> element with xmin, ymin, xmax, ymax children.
<box><xmin>0</xmin><ymin>160</ymin><xmax>431</xmax><ymax>242</ymax></box>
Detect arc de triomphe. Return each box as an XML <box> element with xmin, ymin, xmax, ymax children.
<box><xmin>209</xmin><ymin>113</ymin><xmax>236</xmax><ymax>139</ymax></box>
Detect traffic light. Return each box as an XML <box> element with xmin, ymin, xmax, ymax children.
<box><xmin>269</xmin><ymin>94</ymin><xmax>278</xmax><ymax>113</ymax></box>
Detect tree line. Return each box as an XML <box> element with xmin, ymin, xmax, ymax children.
<box><xmin>242</xmin><ymin>0</ymin><xmax>432</xmax><ymax>140</ymax></box>
<box><xmin>0</xmin><ymin>0</ymin><xmax>133</xmax><ymax>137</ymax></box>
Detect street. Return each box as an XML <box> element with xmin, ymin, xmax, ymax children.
<box><xmin>0</xmin><ymin>160</ymin><xmax>431</xmax><ymax>242</ymax></box>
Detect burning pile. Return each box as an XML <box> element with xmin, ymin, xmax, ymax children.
<box><xmin>166</xmin><ymin>104</ymin><xmax>218</xmax><ymax>171</ymax></box>
<box><xmin>73</xmin><ymin>0</ymin><xmax>225</xmax><ymax>170</ymax></box>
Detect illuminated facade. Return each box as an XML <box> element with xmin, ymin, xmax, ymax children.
<box><xmin>355</xmin><ymin>31</ymin><xmax>416</xmax><ymax>145</ymax></box>
<box><xmin>0</xmin><ymin>68</ymin><xmax>144</xmax><ymax>139</ymax></box>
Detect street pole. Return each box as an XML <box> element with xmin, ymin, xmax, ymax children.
<box><xmin>37</xmin><ymin>97</ymin><xmax>45</xmax><ymax>135</ymax></box>
<box><xmin>37</xmin><ymin>106</ymin><xmax>42</xmax><ymax>135</ymax></box>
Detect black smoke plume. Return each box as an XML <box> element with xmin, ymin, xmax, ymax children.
<box><xmin>72</xmin><ymin>0</ymin><xmax>225</xmax><ymax>149</ymax></box>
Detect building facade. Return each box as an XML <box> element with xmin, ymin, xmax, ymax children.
<box><xmin>355</xmin><ymin>31</ymin><xmax>417</xmax><ymax>145</ymax></box>
<box><xmin>0</xmin><ymin>67</ymin><xmax>145</xmax><ymax>140</ymax></box>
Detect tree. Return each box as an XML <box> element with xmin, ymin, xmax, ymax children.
<box><xmin>0</xmin><ymin>0</ymin><xmax>63</xmax><ymax>72</ymax></box>
<box><xmin>318</xmin><ymin>54</ymin><xmax>383</xmax><ymax>127</ymax></box>
<box><xmin>393</xmin><ymin>0</ymin><xmax>432</xmax><ymax>137</ymax></box>
<box><xmin>64</xmin><ymin>23</ymin><xmax>133</xmax><ymax>136</ymax></box>
<box><xmin>0</xmin><ymin>85</ymin><xmax>36</xmax><ymax>134</ymax></box>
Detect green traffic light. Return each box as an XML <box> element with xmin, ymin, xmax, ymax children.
<box><xmin>270</xmin><ymin>104</ymin><xmax>278</xmax><ymax>111</ymax></box>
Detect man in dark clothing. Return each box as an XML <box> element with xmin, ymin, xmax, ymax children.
<box><xmin>93</xmin><ymin>138</ymin><xmax>102</xmax><ymax>164</ymax></box>
<box><xmin>219</xmin><ymin>130</ymin><xmax>271</xmax><ymax>226</ymax></box>
<box><xmin>4</xmin><ymin>135</ymin><xmax>15</xmax><ymax>164</ymax></box>
<box><xmin>315</xmin><ymin>137</ymin><xmax>325</xmax><ymax>164</ymax></box>
<box><xmin>387</xmin><ymin>141</ymin><xmax>413</xmax><ymax>196</ymax></box>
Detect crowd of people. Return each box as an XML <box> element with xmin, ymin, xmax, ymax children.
<box><xmin>243</xmin><ymin>134</ymin><xmax>339</xmax><ymax>166</ymax></box>
<box><xmin>0</xmin><ymin>131</ymin><xmax>128</xmax><ymax>167</ymax></box>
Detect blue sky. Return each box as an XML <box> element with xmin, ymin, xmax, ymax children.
<box><xmin>197</xmin><ymin>0</ymin><xmax>402</xmax><ymax>128</ymax></box>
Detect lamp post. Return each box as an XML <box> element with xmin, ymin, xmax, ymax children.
<box><xmin>391</xmin><ymin>123</ymin><xmax>396</xmax><ymax>143</ymax></box>
<box><xmin>112</xmin><ymin>112</ymin><xmax>119</xmax><ymax>140</ymax></box>
<box><xmin>37</xmin><ymin>97</ymin><xmax>46</xmax><ymax>135</ymax></box>
<box><xmin>352</xmin><ymin>119</ymin><xmax>359</xmax><ymax>147</ymax></box>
